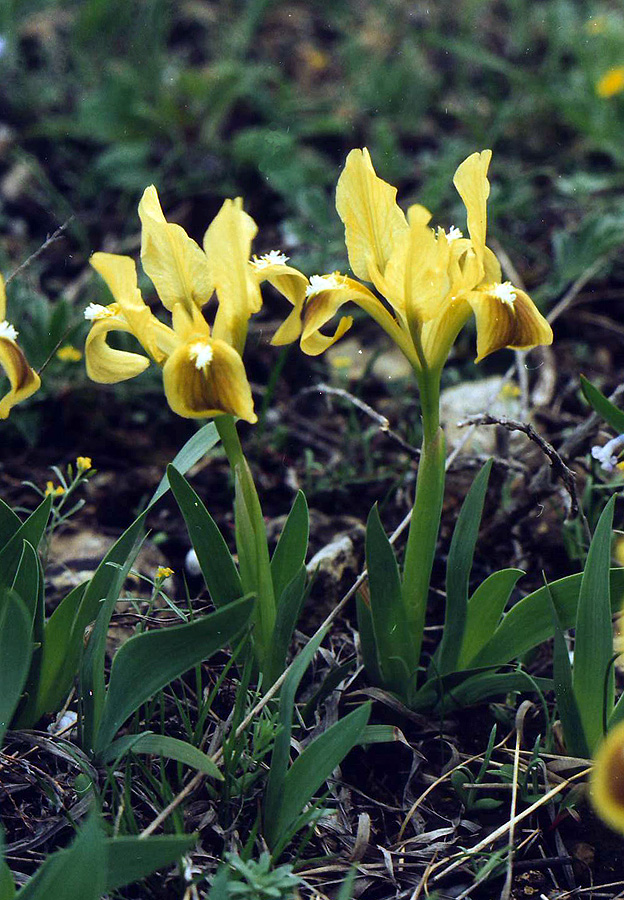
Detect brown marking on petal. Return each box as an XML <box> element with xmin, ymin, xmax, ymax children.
<box><xmin>604</xmin><ymin>740</ymin><xmax>624</xmax><ymax>810</ymax></box>
<box><xmin>0</xmin><ymin>337</ymin><xmax>35</xmax><ymax>390</ymax></box>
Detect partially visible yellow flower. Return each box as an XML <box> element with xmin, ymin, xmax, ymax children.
<box><xmin>597</xmin><ymin>67</ymin><xmax>624</xmax><ymax>98</ymax></box>
<box><xmin>76</xmin><ymin>456</ymin><xmax>92</xmax><ymax>472</ymax></box>
<box><xmin>45</xmin><ymin>481</ymin><xmax>65</xmax><ymax>497</ymax></box>
<box><xmin>274</xmin><ymin>148</ymin><xmax>553</xmax><ymax>373</ymax></box>
<box><xmin>591</xmin><ymin>720</ymin><xmax>624</xmax><ymax>833</ymax></box>
<box><xmin>156</xmin><ymin>566</ymin><xmax>174</xmax><ymax>580</ymax></box>
<box><xmin>0</xmin><ymin>273</ymin><xmax>41</xmax><ymax>418</ymax></box>
<box><xmin>56</xmin><ymin>345</ymin><xmax>82</xmax><ymax>362</ymax></box>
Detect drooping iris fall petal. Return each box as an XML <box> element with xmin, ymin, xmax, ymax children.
<box><xmin>0</xmin><ymin>324</ymin><xmax>41</xmax><ymax>419</ymax></box>
<box><xmin>84</xmin><ymin>304</ymin><xmax>152</xmax><ymax>383</ymax></box>
<box><xmin>163</xmin><ymin>335</ymin><xmax>256</xmax><ymax>423</ymax></box>
<box><xmin>467</xmin><ymin>282</ymin><xmax>553</xmax><ymax>362</ymax></box>
<box><xmin>0</xmin><ymin>275</ymin><xmax>41</xmax><ymax>418</ymax></box>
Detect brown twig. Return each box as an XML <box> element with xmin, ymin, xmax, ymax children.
<box><xmin>457</xmin><ymin>412</ymin><xmax>581</xmax><ymax>521</ymax></box>
<box><xmin>5</xmin><ymin>217</ymin><xmax>75</xmax><ymax>286</ymax></box>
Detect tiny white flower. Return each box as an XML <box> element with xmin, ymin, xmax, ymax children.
<box><xmin>445</xmin><ymin>225</ymin><xmax>463</xmax><ymax>242</ymax></box>
<box><xmin>250</xmin><ymin>250</ymin><xmax>289</xmax><ymax>269</ymax></box>
<box><xmin>0</xmin><ymin>320</ymin><xmax>18</xmax><ymax>341</ymax></box>
<box><xmin>305</xmin><ymin>273</ymin><xmax>346</xmax><ymax>298</ymax></box>
<box><xmin>591</xmin><ymin>434</ymin><xmax>624</xmax><ymax>472</ymax></box>
<box><xmin>491</xmin><ymin>282</ymin><xmax>517</xmax><ymax>308</ymax></box>
<box><xmin>84</xmin><ymin>303</ymin><xmax>115</xmax><ymax>321</ymax></box>
<box><xmin>188</xmin><ymin>341</ymin><xmax>214</xmax><ymax>370</ymax></box>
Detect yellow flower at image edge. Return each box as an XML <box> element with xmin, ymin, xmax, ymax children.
<box><xmin>591</xmin><ymin>720</ymin><xmax>624</xmax><ymax>833</ymax></box>
<box><xmin>0</xmin><ymin>274</ymin><xmax>41</xmax><ymax>419</ymax></box>
<box><xmin>597</xmin><ymin>67</ymin><xmax>624</xmax><ymax>98</ymax></box>
<box><xmin>45</xmin><ymin>481</ymin><xmax>65</xmax><ymax>497</ymax></box>
<box><xmin>76</xmin><ymin>456</ymin><xmax>92</xmax><ymax>472</ymax></box>
<box><xmin>156</xmin><ymin>566</ymin><xmax>174</xmax><ymax>580</ymax></box>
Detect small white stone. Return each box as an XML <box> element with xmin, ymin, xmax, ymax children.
<box><xmin>189</xmin><ymin>341</ymin><xmax>214</xmax><ymax>370</ymax></box>
<box><xmin>250</xmin><ymin>250</ymin><xmax>289</xmax><ymax>269</ymax></box>
<box><xmin>84</xmin><ymin>302</ymin><xmax>115</xmax><ymax>321</ymax></box>
<box><xmin>491</xmin><ymin>282</ymin><xmax>517</xmax><ymax>307</ymax></box>
<box><xmin>305</xmin><ymin>273</ymin><xmax>345</xmax><ymax>298</ymax></box>
<box><xmin>0</xmin><ymin>320</ymin><xmax>18</xmax><ymax>341</ymax></box>
<box><xmin>185</xmin><ymin>548</ymin><xmax>201</xmax><ymax>576</ymax></box>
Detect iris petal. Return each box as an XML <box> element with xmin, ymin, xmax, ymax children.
<box><xmin>139</xmin><ymin>185</ymin><xmax>213</xmax><ymax>312</ymax></box>
<box><xmin>0</xmin><ymin>336</ymin><xmax>41</xmax><ymax>419</ymax></box>
<box><xmin>163</xmin><ymin>337</ymin><xmax>256</xmax><ymax>422</ymax></box>
<box><xmin>336</xmin><ymin>148</ymin><xmax>408</xmax><ymax>288</ymax></box>
<box><xmin>468</xmin><ymin>284</ymin><xmax>553</xmax><ymax>362</ymax></box>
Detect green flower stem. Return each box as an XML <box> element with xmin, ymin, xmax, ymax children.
<box><xmin>215</xmin><ymin>415</ymin><xmax>276</xmax><ymax>682</ymax></box>
<box><xmin>401</xmin><ymin>371</ymin><xmax>446</xmax><ymax>670</ymax></box>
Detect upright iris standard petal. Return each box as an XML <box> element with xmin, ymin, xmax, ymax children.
<box><xmin>163</xmin><ymin>334</ymin><xmax>256</xmax><ymax>423</ymax></box>
<box><xmin>452</xmin><ymin>150</ymin><xmax>492</xmax><ymax>275</ymax></box>
<box><xmin>204</xmin><ymin>198</ymin><xmax>262</xmax><ymax>353</ymax></box>
<box><xmin>335</xmin><ymin>148</ymin><xmax>408</xmax><ymax>289</ymax></box>
<box><xmin>138</xmin><ymin>185</ymin><xmax>213</xmax><ymax>312</ymax></box>
<box><xmin>467</xmin><ymin>282</ymin><xmax>553</xmax><ymax>362</ymax></box>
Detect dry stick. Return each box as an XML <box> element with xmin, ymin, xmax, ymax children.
<box><xmin>296</xmin><ymin>382</ymin><xmax>420</xmax><ymax>459</ymax></box>
<box><xmin>429</xmin><ymin>767</ymin><xmax>591</xmax><ymax>886</ymax></box>
<box><xmin>456</xmin><ymin>413</ymin><xmax>581</xmax><ymax>521</ymax></box>
<box><xmin>5</xmin><ymin>217</ymin><xmax>75</xmax><ymax>286</ymax></box>
<box><xmin>500</xmin><ymin>702</ymin><xmax>531</xmax><ymax>900</ymax></box>
<box><xmin>139</xmin><ymin>259</ymin><xmax>605</xmax><ymax>839</ymax></box>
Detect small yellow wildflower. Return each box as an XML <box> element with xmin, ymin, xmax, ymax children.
<box><xmin>56</xmin><ymin>345</ymin><xmax>82</xmax><ymax>362</ymax></box>
<box><xmin>499</xmin><ymin>383</ymin><xmax>521</xmax><ymax>399</ymax></box>
<box><xmin>76</xmin><ymin>456</ymin><xmax>92</xmax><ymax>472</ymax></box>
<box><xmin>299</xmin><ymin>42</ymin><xmax>329</xmax><ymax>72</ymax></box>
<box><xmin>45</xmin><ymin>481</ymin><xmax>65</xmax><ymax>497</ymax></box>
<box><xmin>597</xmin><ymin>67</ymin><xmax>624</xmax><ymax>99</ymax></box>
<box><xmin>586</xmin><ymin>16</ymin><xmax>607</xmax><ymax>35</ymax></box>
<box><xmin>156</xmin><ymin>566</ymin><xmax>174</xmax><ymax>580</ymax></box>
<box><xmin>330</xmin><ymin>355</ymin><xmax>353</xmax><ymax>371</ymax></box>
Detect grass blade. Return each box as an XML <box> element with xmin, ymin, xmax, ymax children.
<box><xmin>0</xmin><ymin>591</ymin><xmax>32</xmax><ymax>746</ymax></box>
<box><xmin>270</xmin><ymin>491</ymin><xmax>309</xmax><ymax>601</ymax></box>
<box><xmin>471</xmin><ymin>568</ymin><xmax>624</xmax><ymax>668</ymax></box>
<box><xmin>573</xmin><ymin>495</ymin><xmax>616</xmax><ymax>752</ymax></box>
<box><xmin>95</xmin><ymin>595</ymin><xmax>254</xmax><ymax>755</ymax></box>
<box><xmin>437</xmin><ymin>459</ymin><xmax>492</xmax><ymax>676</ymax></box>
<box><xmin>458</xmin><ymin>568</ymin><xmax>524</xmax><ymax>669</ymax></box>
<box><xmin>168</xmin><ymin>464</ymin><xmax>243</xmax><ymax>607</ymax></box>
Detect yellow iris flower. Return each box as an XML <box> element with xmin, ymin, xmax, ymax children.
<box><xmin>273</xmin><ymin>148</ymin><xmax>552</xmax><ymax>373</ymax></box>
<box><xmin>591</xmin><ymin>720</ymin><xmax>624</xmax><ymax>834</ymax></box>
<box><xmin>84</xmin><ymin>187</ymin><xmax>307</xmax><ymax>423</ymax></box>
<box><xmin>0</xmin><ymin>273</ymin><xmax>41</xmax><ymax>419</ymax></box>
